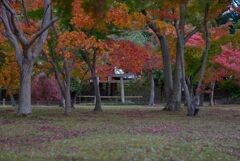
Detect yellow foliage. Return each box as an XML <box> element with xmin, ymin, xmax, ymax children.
<box><xmin>155</xmin><ymin>20</ymin><xmax>175</xmax><ymax>36</ymax></box>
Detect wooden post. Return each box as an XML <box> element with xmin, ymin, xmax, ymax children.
<box><xmin>120</xmin><ymin>77</ymin><xmax>125</xmax><ymax>104</ymax></box>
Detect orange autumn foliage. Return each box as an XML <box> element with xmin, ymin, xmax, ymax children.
<box><xmin>106</xmin><ymin>3</ymin><xmax>132</xmax><ymax>29</ymax></box>
<box><xmin>1</xmin><ymin>0</ymin><xmax>48</xmax><ymax>42</ymax></box>
<box><xmin>71</xmin><ymin>0</ymin><xmax>147</xmax><ymax>31</ymax></box>
<box><xmin>57</xmin><ymin>31</ymin><xmax>109</xmax><ymax>58</ymax></box>
<box><xmin>71</xmin><ymin>0</ymin><xmax>95</xmax><ymax>30</ymax></box>
<box><xmin>25</xmin><ymin>0</ymin><xmax>44</xmax><ymax>11</ymax></box>
<box><xmin>0</xmin><ymin>53</ymin><xmax>20</xmax><ymax>95</ymax></box>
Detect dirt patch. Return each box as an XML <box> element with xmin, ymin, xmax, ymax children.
<box><xmin>37</xmin><ymin>125</ymin><xmax>85</xmax><ymax>141</ymax></box>
<box><xmin>0</xmin><ymin>119</ymin><xmax>16</xmax><ymax>125</ymax></box>
<box><xmin>0</xmin><ymin>109</ymin><xmax>15</xmax><ymax>114</ymax></box>
<box><xmin>116</xmin><ymin>110</ymin><xmax>154</xmax><ymax>118</ymax></box>
<box><xmin>0</xmin><ymin>137</ymin><xmax>17</xmax><ymax>146</ymax></box>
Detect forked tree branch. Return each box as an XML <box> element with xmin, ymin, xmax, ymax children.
<box><xmin>32</xmin><ymin>0</ymin><xmax>54</xmax><ymax>59</ymax></box>
<box><xmin>29</xmin><ymin>17</ymin><xmax>58</xmax><ymax>47</ymax></box>
<box><xmin>1</xmin><ymin>0</ymin><xmax>29</xmax><ymax>46</ymax></box>
<box><xmin>184</xmin><ymin>27</ymin><xmax>198</xmax><ymax>44</ymax></box>
<box><xmin>0</xmin><ymin>5</ymin><xmax>23</xmax><ymax>65</ymax></box>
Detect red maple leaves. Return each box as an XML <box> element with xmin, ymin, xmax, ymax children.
<box><xmin>106</xmin><ymin>40</ymin><xmax>162</xmax><ymax>74</ymax></box>
<box><xmin>186</xmin><ymin>33</ymin><xmax>205</xmax><ymax>47</ymax></box>
<box><xmin>32</xmin><ymin>73</ymin><xmax>61</xmax><ymax>102</ymax></box>
<box><xmin>213</xmin><ymin>45</ymin><xmax>240</xmax><ymax>73</ymax></box>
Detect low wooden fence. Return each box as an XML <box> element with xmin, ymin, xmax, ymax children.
<box><xmin>0</xmin><ymin>96</ymin><xmax>144</xmax><ymax>106</ymax></box>
<box><xmin>76</xmin><ymin>95</ymin><xmax>143</xmax><ymax>104</ymax></box>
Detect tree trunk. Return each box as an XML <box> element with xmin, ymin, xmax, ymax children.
<box><xmin>164</xmin><ymin>45</ymin><xmax>182</xmax><ymax>111</ymax></box>
<box><xmin>172</xmin><ymin>50</ymin><xmax>182</xmax><ymax>111</ymax></box>
<box><xmin>158</xmin><ymin>36</ymin><xmax>176</xmax><ymax>109</ymax></box>
<box><xmin>59</xmin><ymin>95</ymin><xmax>65</xmax><ymax>107</ymax></box>
<box><xmin>195</xmin><ymin>4</ymin><xmax>210</xmax><ymax>107</ymax></box>
<box><xmin>1</xmin><ymin>0</ymin><xmax>54</xmax><ymax>115</ymax></box>
<box><xmin>71</xmin><ymin>92</ymin><xmax>77</xmax><ymax>109</ymax></box>
<box><xmin>52</xmin><ymin>64</ymin><xmax>65</xmax><ymax>108</ymax></box>
<box><xmin>174</xmin><ymin>3</ymin><xmax>201</xmax><ymax>116</ymax></box>
<box><xmin>199</xmin><ymin>94</ymin><xmax>204</xmax><ymax>106</ymax></box>
<box><xmin>178</xmin><ymin>37</ymin><xmax>195</xmax><ymax>115</ymax></box>
<box><xmin>149</xmin><ymin>71</ymin><xmax>155</xmax><ymax>106</ymax></box>
<box><xmin>176</xmin><ymin>3</ymin><xmax>195</xmax><ymax>115</ymax></box>
<box><xmin>64</xmin><ymin>81</ymin><xmax>71</xmax><ymax>115</ymax></box>
<box><xmin>209</xmin><ymin>82</ymin><xmax>215</xmax><ymax>106</ymax></box>
<box><xmin>18</xmin><ymin>59</ymin><xmax>33</xmax><ymax>116</ymax></box>
<box><xmin>93</xmin><ymin>74</ymin><xmax>102</xmax><ymax>112</ymax></box>
<box><xmin>146</xmin><ymin>22</ymin><xmax>180</xmax><ymax>110</ymax></box>
<box><xmin>178</xmin><ymin>34</ymin><xmax>198</xmax><ymax>116</ymax></box>
<box><xmin>64</xmin><ymin>60</ymin><xmax>72</xmax><ymax>115</ymax></box>
<box><xmin>9</xmin><ymin>91</ymin><xmax>16</xmax><ymax>107</ymax></box>
<box><xmin>178</xmin><ymin>40</ymin><xmax>198</xmax><ymax>116</ymax></box>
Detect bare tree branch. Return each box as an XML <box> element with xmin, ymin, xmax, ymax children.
<box><xmin>1</xmin><ymin>0</ymin><xmax>29</xmax><ymax>46</ymax></box>
<box><xmin>32</xmin><ymin>0</ymin><xmax>52</xmax><ymax>59</ymax></box>
<box><xmin>1</xmin><ymin>6</ymin><xmax>23</xmax><ymax>66</ymax></box>
<box><xmin>21</xmin><ymin>0</ymin><xmax>30</xmax><ymax>25</ymax></box>
<box><xmin>29</xmin><ymin>17</ymin><xmax>58</xmax><ymax>47</ymax></box>
<box><xmin>184</xmin><ymin>27</ymin><xmax>198</xmax><ymax>44</ymax></box>
<box><xmin>42</xmin><ymin>51</ymin><xmax>66</xmax><ymax>95</ymax></box>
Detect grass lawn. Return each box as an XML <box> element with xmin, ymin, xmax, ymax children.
<box><xmin>0</xmin><ymin>105</ymin><xmax>240</xmax><ymax>161</ymax></box>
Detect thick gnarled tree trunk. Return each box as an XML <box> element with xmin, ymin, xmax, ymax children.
<box><xmin>158</xmin><ymin>36</ymin><xmax>176</xmax><ymax>110</ymax></box>
<box><xmin>18</xmin><ymin>59</ymin><xmax>33</xmax><ymax>115</ymax></box>
<box><xmin>148</xmin><ymin>23</ymin><xmax>182</xmax><ymax>111</ymax></box>
<box><xmin>1</xmin><ymin>0</ymin><xmax>56</xmax><ymax>116</ymax></box>
<box><xmin>164</xmin><ymin>46</ymin><xmax>182</xmax><ymax>111</ymax></box>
